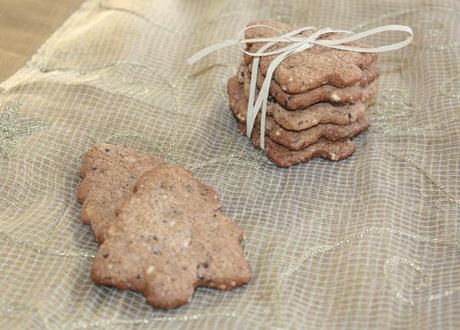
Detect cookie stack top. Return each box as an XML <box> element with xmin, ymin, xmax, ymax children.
<box><xmin>227</xmin><ymin>20</ymin><xmax>379</xmax><ymax>167</ymax></box>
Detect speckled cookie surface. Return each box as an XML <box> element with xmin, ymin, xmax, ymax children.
<box><xmin>228</xmin><ymin>77</ymin><xmax>369</xmax><ymax>150</ymax></box>
<box><xmin>243</xmin><ymin>20</ymin><xmax>378</xmax><ymax>94</ymax></box>
<box><xmin>267</xmin><ymin>116</ymin><xmax>368</xmax><ymax>151</ymax></box>
<box><xmin>77</xmin><ymin>144</ymin><xmax>165</xmax><ymax>243</ymax></box>
<box><xmin>263</xmin><ymin>137</ymin><xmax>356</xmax><ymax>168</ymax></box>
<box><xmin>243</xmin><ymin>64</ymin><xmax>379</xmax><ymax>110</ymax></box>
<box><xmin>239</xmin><ymin>121</ymin><xmax>356</xmax><ymax>167</ymax></box>
<box><xmin>231</xmin><ymin>75</ymin><xmax>368</xmax><ymax>131</ymax></box>
<box><xmin>91</xmin><ymin>165</ymin><xmax>251</xmax><ymax>309</ymax></box>
<box><xmin>271</xmin><ymin>101</ymin><xmax>367</xmax><ymax>131</ymax></box>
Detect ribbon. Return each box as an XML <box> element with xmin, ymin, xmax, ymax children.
<box><xmin>188</xmin><ymin>24</ymin><xmax>413</xmax><ymax>150</ymax></box>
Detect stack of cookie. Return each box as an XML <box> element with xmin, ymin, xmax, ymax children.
<box><xmin>227</xmin><ymin>20</ymin><xmax>379</xmax><ymax>167</ymax></box>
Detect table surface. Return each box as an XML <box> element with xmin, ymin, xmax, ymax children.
<box><xmin>0</xmin><ymin>0</ymin><xmax>83</xmax><ymax>81</ymax></box>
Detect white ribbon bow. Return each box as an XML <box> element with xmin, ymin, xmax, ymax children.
<box><xmin>188</xmin><ymin>24</ymin><xmax>414</xmax><ymax>150</ymax></box>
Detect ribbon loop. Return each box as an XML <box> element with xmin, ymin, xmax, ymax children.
<box><xmin>188</xmin><ymin>24</ymin><xmax>413</xmax><ymax>150</ymax></box>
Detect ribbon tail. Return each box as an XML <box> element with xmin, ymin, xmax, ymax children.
<box><xmin>246</xmin><ymin>41</ymin><xmax>276</xmax><ymax>138</ymax></box>
<box><xmin>245</xmin><ymin>57</ymin><xmax>260</xmax><ymax>138</ymax></box>
<box><xmin>187</xmin><ymin>39</ymin><xmax>240</xmax><ymax>65</ymax></box>
<box><xmin>316</xmin><ymin>24</ymin><xmax>414</xmax><ymax>53</ymax></box>
<box><xmin>253</xmin><ymin>49</ymin><xmax>297</xmax><ymax>149</ymax></box>
<box><xmin>259</xmin><ymin>93</ymin><xmax>269</xmax><ymax>150</ymax></box>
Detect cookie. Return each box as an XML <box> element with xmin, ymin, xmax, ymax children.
<box><xmin>245</xmin><ymin>64</ymin><xmax>379</xmax><ymax>110</ymax></box>
<box><xmin>91</xmin><ymin>165</ymin><xmax>251</xmax><ymax>309</ymax></box>
<box><xmin>228</xmin><ymin>75</ymin><xmax>254</xmax><ymax>123</ymax></box>
<box><xmin>243</xmin><ymin>20</ymin><xmax>378</xmax><ymax>94</ymax></box>
<box><xmin>264</xmin><ymin>137</ymin><xmax>356</xmax><ymax>167</ymax></box>
<box><xmin>239</xmin><ymin>121</ymin><xmax>356</xmax><ymax>167</ymax></box>
<box><xmin>77</xmin><ymin>144</ymin><xmax>165</xmax><ymax>243</ymax></box>
<box><xmin>271</xmin><ymin>101</ymin><xmax>367</xmax><ymax>131</ymax></box>
<box><xmin>267</xmin><ymin>116</ymin><xmax>369</xmax><ymax>151</ymax></box>
<box><xmin>230</xmin><ymin>75</ymin><xmax>368</xmax><ymax>131</ymax></box>
<box><xmin>244</xmin><ymin>20</ymin><xmax>377</xmax><ymax>71</ymax></box>
<box><xmin>229</xmin><ymin>76</ymin><xmax>370</xmax><ymax>150</ymax></box>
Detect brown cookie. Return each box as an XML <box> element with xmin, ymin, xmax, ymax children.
<box><xmin>230</xmin><ymin>74</ymin><xmax>368</xmax><ymax>131</ymax></box>
<box><xmin>239</xmin><ymin>121</ymin><xmax>356</xmax><ymax>167</ymax></box>
<box><xmin>271</xmin><ymin>101</ymin><xmax>367</xmax><ymax>131</ymax></box>
<box><xmin>268</xmin><ymin>78</ymin><xmax>379</xmax><ymax>111</ymax></box>
<box><xmin>264</xmin><ymin>137</ymin><xmax>356</xmax><ymax>168</ymax></box>
<box><xmin>77</xmin><ymin>144</ymin><xmax>165</xmax><ymax>243</ymax></box>
<box><xmin>228</xmin><ymin>75</ymin><xmax>253</xmax><ymax>123</ymax></box>
<box><xmin>264</xmin><ymin>137</ymin><xmax>355</xmax><ymax>167</ymax></box>
<box><xmin>91</xmin><ymin>165</ymin><xmax>251</xmax><ymax>309</ymax></box>
<box><xmin>244</xmin><ymin>64</ymin><xmax>379</xmax><ymax>110</ymax></box>
<box><xmin>267</xmin><ymin>116</ymin><xmax>368</xmax><ymax>151</ymax></box>
<box><xmin>243</xmin><ymin>20</ymin><xmax>378</xmax><ymax>94</ymax></box>
<box><xmin>229</xmin><ymin>76</ymin><xmax>369</xmax><ymax>150</ymax></box>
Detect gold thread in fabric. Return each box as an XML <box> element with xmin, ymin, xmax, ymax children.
<box><xmin>273</xmin><ymin>227</ymin><xmax>459</xmax><ymax>310</ymax></box>
<box><xmin>68</xmin><ymin>311</ymin><xmax>241</xmax><ymax>329</ymax></box>
<box><xmin>378</xmin><ymin>147</ymin><xmax>460</xmax><ymax>208</ymax></box>
<box><xmin>0</xmin><ymin>101</ymin><xmax>49</xmax><ymax>158</ymax></box>
<box><xmin>0</xmin><ymin>231</ymin><xmax>95</xmax><ymax>259</ymax></box>
<box><xmin>369</xmin><ymin>88</ymin><xmax>416</xmax><ymax>134</ymax></box>
<box><xmin>383</xmin><ymin>256</ymin><xmax>430</xmax><ymax>306</ymax></box>
<box><xmin>440</xmin><ymin>77</ymin><xmax>460</xmax><ymax>100</ymax></box>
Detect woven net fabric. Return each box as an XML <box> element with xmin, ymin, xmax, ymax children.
<box><xmin>1</xmin><ymin>0</ymin><xmax>460</xmax><ymax>328</ymax></box>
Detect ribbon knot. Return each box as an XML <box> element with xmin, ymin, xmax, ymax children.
<box><xmin>188</xmin><ymin>24</ymin><xmax>413</xmax><ymax>150</ymax></box>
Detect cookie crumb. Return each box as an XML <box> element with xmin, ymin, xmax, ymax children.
<box><xmin>146</xmin><ymin>265</ymin><xmax>155</xmax><ymax>275</ymax></box>
<box><xmin>182</xmin><ymin>239</ymin><xmax>190</xmax><ymax>248</ymax></box>
<box><xmin>330</xmin><ymin>93</ymin><xmax>341</xmax><ymax>102</ymax></box>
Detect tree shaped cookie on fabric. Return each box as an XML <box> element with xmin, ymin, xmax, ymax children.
<box><xmin>77</xmin><ymin>144</ymin><xmax>165</xmax><ymax>243</ymax></box>
<box><xmin>91</xmin><ymin>165</ymin><xmax>251</xmax><ymax>309</ymax></box>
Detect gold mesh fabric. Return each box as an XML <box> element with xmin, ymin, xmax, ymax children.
<box><xmin>1</xmin><ymin>0</ymin><xmax>460</xmax><ymax>329</ymax></box>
